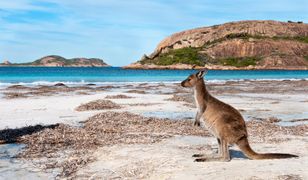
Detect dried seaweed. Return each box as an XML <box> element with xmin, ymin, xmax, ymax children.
<box><xmin>6</xmin><ymin>85</ymin><xmax>31</xmax><ymax>90</ymax></box>
<box><xmin>3</xmin><ymin>92</ymin><xmax>28</xmax><ymax>99</ymax></box>
<box><xmin>105</xmin><ymin>94</ymin><xmax>133</xmax><ymax>99</ymax></box>
<box><xmin>75</xmin><ymin>99</ymin><xmax>122</xmax><ymax>111</ymax></box>
<box><xmin>5</xmin><ymin>111</ymin><xmax>307</xmax><ymax>178</ymax></box>
<box><xmin>15</xmin><ymin>111</ymin><xmax>208</xmax><ymax>178</ymax></box>
<box><xmin>125</xmin><ymin>90</ymin><xmax>147</xmax><ymax>94</ymax></box>
<box><xmin>3</xmin><ymin>85</ymin><xmax>105</xmax><ymax>99</ymax></box>
<box><xmin>127</xmin><ymin>103</ymin><xmax>161</xmax><ymax>106</ymax></box>
<box><xmin>166</xmin><ymin>94</ymin><xmax>194</xmax><ymax>104</ymax></box>
<box><xmin>0</xmin><ymin>124</ymin><xmax>59</xmax><ymax>144</ymax></box>
<box><xmin>246</xmin><ymin>118</ymin><xmax>307</xmax><ymax>143</ymax></box>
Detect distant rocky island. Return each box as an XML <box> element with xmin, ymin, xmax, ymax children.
<box><xmin>124</xmin><ymin>20</ymin><xmax>308</xmax><ymax>70</ymax></box>
<box><xmin>0</xmin><ymin>55</ymin><xmax>109</xmax><ymax>67</ymax></box>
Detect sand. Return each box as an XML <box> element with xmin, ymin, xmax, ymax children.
<box><xmin>0</xmin><ymin>80</ymin><xmax>307</xmax><ymax>179</ymax></box>
<box><xmin>76</xmin><ymin>136</ymin><xmax>308</xmax><ymax>180</ymax></box>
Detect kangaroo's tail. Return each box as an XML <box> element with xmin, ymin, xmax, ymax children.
<box><xmin>236</xmin><ymin>137</ymin><xmax>298</xmax><ymax>159</ymax></box>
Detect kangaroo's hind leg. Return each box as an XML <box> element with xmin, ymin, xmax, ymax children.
<box><xmin>194</xmin><ymin>139</ymin><xmax>231</xmax><ymax>162</ymax></box>
<box><xmin>192</xmin><ymin>138</ymin><xmax>221</xmax><ymax>158</ymax></box>
<box><xmin>221</xmin><ymin>139</ymin><xmax>231</xmax><ymax>161</ymax></box>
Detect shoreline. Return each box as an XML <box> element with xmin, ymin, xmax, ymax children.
<box><xmin>1</xmin><ymin>65</ymin><xmax>308</xmax><ymax>70</ymax></box>
<box><xmin>1</xmin><ymin>78</ymin><xmax>308</xmax><ymax>89</ymax></box>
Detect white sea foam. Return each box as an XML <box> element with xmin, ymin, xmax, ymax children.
<box><xmin>0</xmin><ymin>80</ymin><xmax>181</xmax><ymax>88</ymax></box>
<box><xmin>0</xmin><ymin>78</ymin><xmax>307</xmax><ymax>88</ymax></box>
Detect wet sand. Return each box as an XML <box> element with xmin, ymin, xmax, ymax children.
<box><xmin>0</xmin><ymin>80</ymin><xmax>307</xmax><ymax>179</ymax></box>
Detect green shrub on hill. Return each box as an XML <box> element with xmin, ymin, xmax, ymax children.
<box><xmin>153</xmin><ymin>47</ymin><xmax>206</xmax><ymax>66</ymax></box>
<box><xmin>218</xmin><ymin>57</ymin><xmax>261</xmax><ymax>67</ymax></box>
<box><xmin>140</xmin><ymin>47</ymin><xmax>262</xmax><ymax>67</ymax></box>
<box><xmin>139</xmin><ymin>32</ymin><xmax>307</xmax><ymax>67</ymax></box>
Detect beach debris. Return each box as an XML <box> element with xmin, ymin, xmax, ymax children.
<box><xmin>2</xmin><ymin>85</ymin><xmax>105</xmax><ymax>99</ymax></box>
<box><xmin>14</xmin><ymin>111</ymin><xmax>208</xmax><ymax>178</ymax></box>
<box><xmin>2</xmin><ymin>111</ymin><xmax>306</xmax><ymax>178</ymax></box>
<box><xmin>96</xmin><ymin>85</ymin><xmax>118</xmax><ymax>89</ymax></box>
<box><xmin>267</xmin><ymin>117</ymin><xmax>281</xmax><ymax>123</ymax></box>
<box><xmin>246</xmin><ymin>118</ymin><xmax>307</xmax><ymax>143</ymax></box>
<box><xmin>6</xmin><ymin>85</ymin><xmax>30</xmax><ymax>90</ymax></box>
<box><xmin>126</xmin><ymin>90</ymin><xmax>147</xmax><ymax>94</ymax></box>
<box><xmin>183</xmin><ymin>103</ymin><xmax>195</xmax><ymax>108</ymax></box>
<box><xmin>3</xmin><ymin>92</ymin><xmax>28</xmax><ymax>99</ymax></box>
<box><xmin>54</xmin><ymin>83</ymin><xmax>67</xmax><ymax>87</ymax></box>
<box><xmin>166</xmin><ymin>94</ymin><xmax>194</xmax><ymax>104</ymax></box>
<box><xmin>127</xmin><ymin>103</ymin><xmax>161</xmax><ymax>107</ymax></box>
<box><xmin>105</xmin><ymin>94</ymin><xmax>133</xmax><ymax>99</ymax></box>
<box><xmin>289</xmin><ymin>118</ymin><xmax>308</xmax><ymax>123</ymax></box>
<box><xmin>0</xmin><ymin>124</ymin><xmax>59</xmax><ymax>144</ymax></box>
<box><xmin>173</xmin><ymin>87</ymin><xmax>190</xmax><ymax>94</ymax></box>
<box><xmin>277</xmin><ymin>174</ymin><xmax>302</xmax><ymax>180</ymax></box>
<box><xmin>75</xmin><ymin>99</ymin><xmax>122</xmax><ymax>111</ymax></box>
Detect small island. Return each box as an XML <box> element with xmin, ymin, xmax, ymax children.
<box><xmin>0</xmin><ymin>55</ymin><xmax>109</xmax><ymax>67</ymax></box>
<box><xmin>124</xmin><ymin>20</ymin><xmax>308</xmax><ymax>70</ymax></box>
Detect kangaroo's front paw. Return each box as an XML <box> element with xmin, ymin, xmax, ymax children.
<box><xmin>194</xmin><ymin>121</ymin><xmax>201</xmax><ymax>126</ymax></box>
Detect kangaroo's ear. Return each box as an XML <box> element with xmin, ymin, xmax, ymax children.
<box><xmin>196</xmin><ymin>69</ymin><xmax>208</xmax><ymax>79</ymax></box>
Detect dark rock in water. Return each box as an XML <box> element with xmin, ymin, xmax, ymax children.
<box><xmin>86</xmin><ymin>83</ymin><xmax>96</xmax><ymax>86</ymax></box>
<box><xmin>54</xmin><ymin>83</ymin><xmax>67</xmax><ymax>87</ymax></box>
<box><xmin>0</xmin><ymin>124</ymin><xmax>59</xmax><ymax>144</ymax></box>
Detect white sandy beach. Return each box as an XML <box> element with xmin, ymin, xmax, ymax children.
<box><xmin>0</xmin><ymin>81</ymin><xmax>307</xmax><ymax>179</ymax></box>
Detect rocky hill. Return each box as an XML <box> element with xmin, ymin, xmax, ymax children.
<box><xmin>125</xmin><ymin>20</ymin><xmax>308</xmax><ymax>70</ymax></box>
<box><xmin>1</xmin><ymin>55</ymin><xmax>109</xmax><ymax>67</ymax></box>
<box><xmin>1</xmin><ymin>60</ymin><xmax>12</xmax><ymax>65</ymax></box>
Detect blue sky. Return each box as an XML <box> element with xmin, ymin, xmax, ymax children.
<box><xmin>0</xmin><ymin>0</ymin><xmax>307</xmax><ymax>66</ymax></box>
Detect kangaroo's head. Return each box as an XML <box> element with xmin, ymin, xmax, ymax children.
<box><xmin>181</xmin><ymin>70</ymin><xmax>207</xmax><ymax>88</ymax></box>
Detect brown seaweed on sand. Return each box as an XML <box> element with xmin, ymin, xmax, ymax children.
<box><xmin>105</xmin><ymin>94</ymin><xmax>133</xmax><ymax>99</ymax></box>
<box><xmin>127</xmin><ymin>103</ymin><xmax>161</xmax><ymax>107</ymax></box>
<box><xmin>246</xmin><ymin>118</ymin><xmax>307</xmax><ymax>143</ymax></box>
<box><xmin>0</xmin><ymin>124</ymin><xmax>59</xmax><ymax>144</ymax></box>
<box><xmin>3</xmin><ymin>85</ymin><xmax>105</xmax><ymax>99</ymax></box>
<box><xmin>5</xmin><ymin>111</ymin><xmax>307</xmax><ymax>178</ymax></box>
<box><xmin>166</xmin><ymin>94</ymin><xmax>194</xmax><ymax>104</ymax></box>
<box><xmin>6</xmin><ymin>85</ymin><xmax>31</xmax><ymax>90</ymax></box>
<box><xmin>16</xmin><ymin>112</ymin><xmax>208</xmax><ymax>178</ymax></box>
<box><xmin>125</xmin><ymin>90</ymin><xmax>147</xmax><ymax>94</ymax></box>
<box><xmin>75</xmin><ymin>99</ymin><xmax>122</xmax><ymax>111</ymax></box>
<box><xmin>3</xmin><ymin>92</ymin><xmax>28</xmax><ymax>99</ymax></box>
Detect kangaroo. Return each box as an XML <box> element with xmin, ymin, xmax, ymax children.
<box><xmin>181</xmin><ymin>70</ymin><xmax>298</xmax><ymax>161</ymax></box>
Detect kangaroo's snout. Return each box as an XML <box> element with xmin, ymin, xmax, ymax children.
<box><xmin>181</xmin><ymin>80</ymin><xmax>186</xmax><ymax>87</ymax></box>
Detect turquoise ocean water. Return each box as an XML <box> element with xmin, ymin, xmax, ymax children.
<box><xmin>0</xmin><ymin>67</ymin><xmax>307</xmax><ymax>86</ymax></box>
